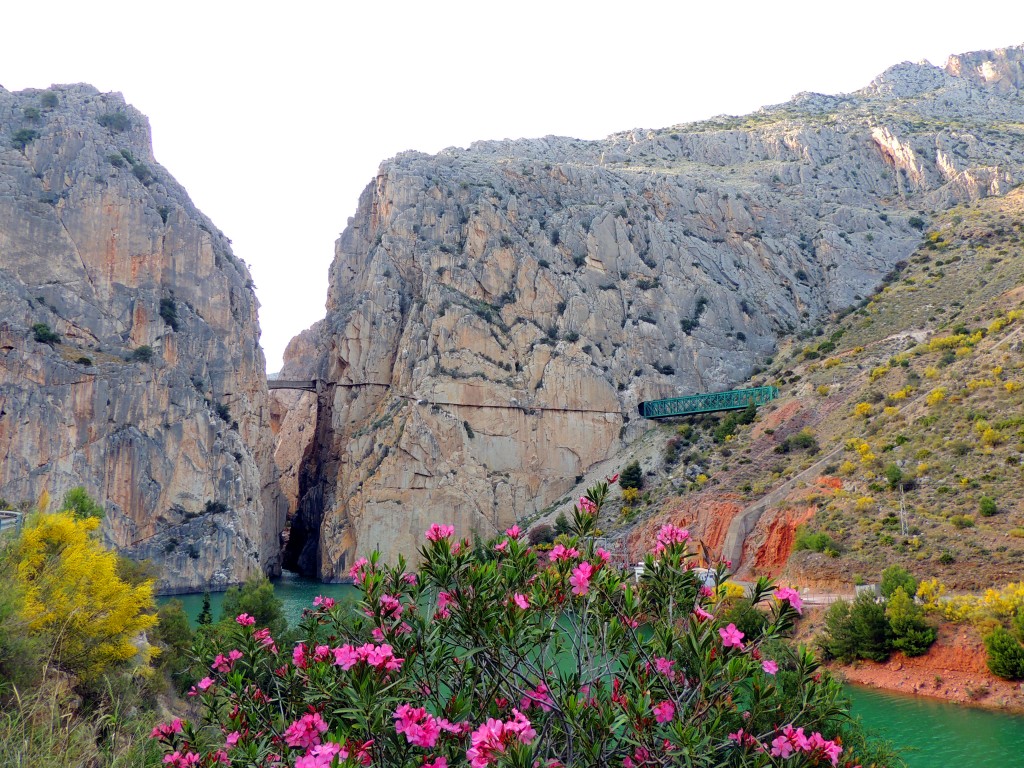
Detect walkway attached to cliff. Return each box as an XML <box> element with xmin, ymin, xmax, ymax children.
<box><xmin>638</xmin><ymin>385</ymin><xmax>779</xmax><ymax>419</ymax></box>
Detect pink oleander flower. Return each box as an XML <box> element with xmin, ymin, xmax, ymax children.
<box><xmin>770</xmin><ymin>734</ymin><xmax>795</xmax><ymax>759</ymax></box>
<box><xmin>519</xmin><ymin>682</ymin><xmax>553</xmax><ymax>712</ymax></box>
<box><xmin>607</xmin><ymin>473</ymin><xmax>619</xmax><ymax>484</ymax></box>
<box><xmin>436</xmin><ymin>591</ymin><xmax>453</xmax><ymax>619</ymax></box>
<box><xmin>652</xmin><ymin>700</ymin><xmax>675</xmax><ymax>723</ymax></box>
<box><xmin>225</xmin><ymin>731</ymin><xmax>240</xmax><ymax>747</ymax></box>
<box><xmin>549</xmin><ymin>543</ymin><xmax>580</xmax><ymax>562</ymax></box>
<box><xmin>719</xmin><ymin>623</ymin><xmax>745</xmax><ymax>649</ymax></box>
<box><xmin>494</xmin><ymin>540</ymin><xmax>509</xmax><ymax>553</ymax></box>
<box><xmin>505</xmin><ymin>524</ymin><xmax>521</xmax><ymax>539</ymax></box>
<box><xmin>654</xmin><ymin>656</ymin><xmax>675</xmax><ymax>677</ymax></box>
<box><xmin>570</xmin><ymin>561</ymin><xmax>593</xmax><ymax>596</ymax></box>
<box><xmin>348</xmin><ymin>557</ymin><xmax>369</xmax><ymax>584</ymax></box>
<box><xmin>578</xmin><ymin>496</ymin><xmax>598</xmax><ymax>515</ymax></box>
<box><xmin>293</xmin><ymin>643</ymin><xmax>308</xmax><ymax>669</ymax></box>
<box><xmin>235</xmin><ymin>613</ymin><xmax>255</xmax><ymax>626</ymax></box>
<box><xmin>693</xmin><ymin>606</ymin><xmax>714</xmax><ymax>622</ymax></box>
<box><xmin>333</xmin><ymin>644</ymin><xmax>359</xmax><ymax>670</ymax></box>
<box><xmin>197</xmin><ymin>676</ymin><xmax>214</xmax><ymax>691</ymax></box>
<box><xmin>596</xmin><ymin>547</ymin><xmax>611</xmax><ymax>563</ymax></box>
<box><xmin>380</xmin><ymin>593</ymin><xmax>404</xmax><ymax>618</ymax></box>
<box><xmin>402</xmin><ymin>572</ymin><xmax>418</xmax><ymax>584</ymax></box>
<box><xmin>394</xmin><ymin>704</ymin><xmax>443</xmax><ymax>748</ymax></box>
<box><xmin>423</xmin><ymin>758</ymin><xmax>448</xmax><ymax>768</ymax></box>
<box><xmin>774</xmin><ymin>586</ymin><xmax>804</xmax><ymax>615</ymax></box>
<box><xmin>150</xmin><ymin>718</ymin><xmax>184</xmax><ymax>739</ymax></box>
<box><xmin>253</xmin><ymin>627</ymin><xmax>277</xmax><ymax>653</ymax></box>
<box><xmin>654</xmin><ymin>524</ymin><xmax>690</xmax><ymax>554</ymax></box>
<box><xmin>313</xmin><ymin>645</ymin><xmax>331</xmax><ymax>662</ymax></box>
<box><xmin>283</xmin><ymin>712</ymin><xmax>328</xmax><ymax>749</ymax></box>
<box><xmin>762</xmin><ymin>659</ymin><xmax>779</xmax><ymax>675</ymax></box>
<box><xmin>466</xmin><ymin>710</ymin><xmax>536</xmax><ymax>768</ymax></box>
<box><xmin>425</xmin><ymin>523</ymin><xmax>455</xmax><ymax>542</ymax></box>
<box><xmin>163</xmin><ymin>751</ymin><xmax>201</xmax><ymax>767</ymax></box>
<box><xmin>512</xmin><ymin>592</ymin><xmax>529</xmax><ymax>609</ymax></box>
<box><xmin>313</xmin><ymin>595</ymin><xmax>336</xmax><ymax>609</ymax></box>
<box><xmin>295</xmin><ymin>742</ymin><xmax>342</xmax><ymax>768</ymax></box>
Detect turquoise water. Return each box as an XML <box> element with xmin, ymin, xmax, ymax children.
<box><xmin>845</xmin><ymin>684</ymin><xmax>1024</xmax><ymax>768</ymax></box>
<box><xmin>161</xmin><ymin>571</ymin><xmax>358</xmax><ymax>628</ymax></box>
<box><xmin>163</xmin><ymin>579</ymin><xmax>1024</xmax><ymax>766</ymax></box>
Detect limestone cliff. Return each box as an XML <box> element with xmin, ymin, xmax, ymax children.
<box><xmin>277</xmin><ymin>46</ymin><xmax>1024</xmax><ymax>581</ymax></box>
<box><xmin>0</xmin><ymin>84</ymin><xmax>285</xmax><ymax>593</ymax></box>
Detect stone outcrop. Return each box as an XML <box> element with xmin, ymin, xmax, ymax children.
<box><xmin>276</xmin><ymin>45</ymin><xmax>1024</xmax><ymax>581</ymax></box>
<box><xmin>0</xmin><ymin>84</ymin><xmax>285</xmax><ymax>593</ymax></box>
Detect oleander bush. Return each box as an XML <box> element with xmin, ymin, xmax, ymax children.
<box><xmin>154</xmin><ymin>482</ymin><xmax>901</xmax><ymax>767</ymax></box>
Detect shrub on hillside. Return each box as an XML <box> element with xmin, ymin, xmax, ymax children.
<box><xmin>984</xmin><ymin>627</ymin><xmax>1024</xmax><ymax>680</ymax></box>
<box><xmin>886</xmin><ymin>587</ymin><xmax>937</xmax><ymax>657</ymax></box>
<box><xmin>979</xmin><ymin>496</ymin><xmax>998</xmax><ymax>517</ymax></box>
<box><xmin>793</xmin><ymin>525</ymin><xmax>840</xmax><ymax>556</ymax></box>
<box><xmin>880</xmin><ymin>565</ymin><xmax>917</xmax><ymax>599</ymax></box>
<box><xmin>152</xmin><ymin>482</ymin><xmax>901</xmax><ymax>768</ymax></box>
<box><xmin>618</xmin><ymin>460</ymin><xmax>643</xmax><ymax>490</ymax></box>
<box><xmin>31</xmin><ymin>323</ymin><xmax>59</xmax><ymax>346</ymax></box>
<box><xmin>819</xmin><ymin>594</ymin><xmax>893</xmax><ymax>663</ymax></box>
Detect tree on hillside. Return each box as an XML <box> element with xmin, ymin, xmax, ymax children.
<box><xmin>880</xmin><ymin>564</ymin><xmax>917</xmax><ymax>599</ymax></box>
<box><xmin>619</xmin><ymin>460</ymin><xmax>643</xmax><ymax>490</ymax></box>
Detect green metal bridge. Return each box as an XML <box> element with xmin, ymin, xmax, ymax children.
<box><xmin>638</xmin><ymin>385</ymin><xmax>779</xmax><ymax>419</ymax></box>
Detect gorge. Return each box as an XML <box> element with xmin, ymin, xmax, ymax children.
<box><xmin>2</xmin><ymin>45</ymin><xmax>1024</xmax><ymax>591</ymax></box>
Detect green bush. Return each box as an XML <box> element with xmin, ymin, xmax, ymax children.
<box><xmin>793</xmin><ymin>525</ymin><xmax>839</xmax><ymax>554</ymax></box>
<box><xmin>880</xmin><ymin>565</ymin><xmax>917</xmax><ymax>599</ymax></box>
<box><xmin>819</xmin><ymin>594</ymin><xmax>893</xmax><ymax>663</ymax></box>
<box><xmin>218</xmin><ymin>577</ymin><xmax>287</xmax><ymax>637</ymax></box>
<box><xmin>153</xmin><ymin>600</ymin><xmax>194</xmax><ymax>693</ymax></box>
<box><xmin>61</xmin><ymin>487</ymin><xmax>104</xmax><ymax>520</ymax></box>
<box><xmin>950</xmin><ymin>514</ymin><xmax>974</xmax><ymax>529</ymax></box>
<box><xmin>159</xmin><ymin>298</ymin><xmax>179</xmax><ymax>331</ymax></box>
<box><xmin>618</xmin><ymin>460</ymin><xmax>643</xmax><ymax>490</ymax></box>
<box><xmin>31</xmin><ymin>323</ymin><xmax>59</xmax><ymax>346</ymax></box>
<box><xmin>979</xmin><ymin>496</ymin><xmax>997</xmax><ymax>517</ymax></box>
<box><xmin>984</xmin><ymin>627</ymin><xmax>1024</xmax><ymax>680</ymax></box>
<box><xmin>40</xmin><ymin>90</ymin><xmax>58</xmax><ymax>109</ymax></box>
<box><xmin>884</xmin><ymin>463</ymin><xmax>903</xmax><ymax>490</ymax></box>
<box><xmin>131</xmin><ymin>163</ymin><xmax>153</xmax><ymax>185</ymax></box>
<box><xmin>97</xmin><ymin>112</ymin><xmax>131</xmax><ymax>132</ymax></box>
<box><xmin>11</xmin><ymin>128</ymin><xmax>39</xmax><ymax>150</ymax></box>
<box><xmin>129</xmin><ymin>345</ymin><xmax>154</xmax><ymax>363</ymax></box>
<box><xmin>886</xmin><ymin>587</ymin><xmax>936</xmax><ymax>657</ymax></box>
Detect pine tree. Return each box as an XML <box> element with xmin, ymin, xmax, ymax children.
<box><xmin>197</xmin><ymin>591</ymin><xmax>213</xmax><ymax>626</ymax></box>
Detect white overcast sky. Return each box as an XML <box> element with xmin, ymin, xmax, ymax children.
<box><xmin>1</xmin><ymin>1</ymin><xmax>1020</xmax><ymax>370</ymax></box>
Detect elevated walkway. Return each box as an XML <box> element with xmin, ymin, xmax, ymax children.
<box><xmin>267</xmin><ymin>379</ymin><xmax>318</xmax><ymax>392</ymax></box>
<box><xmin>638</xmin><ymin>385</ymin><xmax>779</xmax><ymax>419</ymax></box>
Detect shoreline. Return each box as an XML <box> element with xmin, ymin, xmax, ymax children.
<box><xmin>827</xmin><ymin>624</ymin><xmax>1024</xmax><ymax>715</ymax></box>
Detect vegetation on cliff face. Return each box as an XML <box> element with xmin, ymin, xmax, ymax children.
<box><xmin>576</xmin><ymin>188</ymin><xmax>1024</xmax><ymax>594</ymax></box>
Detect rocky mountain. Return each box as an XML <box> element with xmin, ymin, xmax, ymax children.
<box><xmin>597</xmin><ymin>185</ymin><xmax>1024</xmax><ymax>593</ymax></box>
<box><xmin>278</xmin><ymin>45</ymin><xmax>1024</xmax><ymax>582</ymax></box>
<box><xmin>0</xmin><ymin>84</ymin><xmax>285</xmax><ymax>593</ymax></box>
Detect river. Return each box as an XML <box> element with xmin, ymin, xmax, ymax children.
<box><xmin>163</xmin><ymin>575</ymin><xmax>1024</xmax><ymax>766</ymax></box>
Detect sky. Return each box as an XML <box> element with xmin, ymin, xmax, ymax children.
<box><xmin>1</xmin><ymin>1</ymin><xmax>1020</xmax><ymax>370</ymax></box>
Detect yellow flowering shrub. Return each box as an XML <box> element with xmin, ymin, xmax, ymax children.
<box><xmin>14</xmin><ymin>512</ymin><xmax>157</xmax><ymax>679</ymax></box>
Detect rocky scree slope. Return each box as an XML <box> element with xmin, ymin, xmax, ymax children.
<box><xmin>280</xmin><ymin>46</ymin><xmax>1024</xmax><ymax>581</ymax></box>
<box><xmin>0</xmin><ymin>84</ymin><xmax>285</xmax><ymax>593</ymax></box>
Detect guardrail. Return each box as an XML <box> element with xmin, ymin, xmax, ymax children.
<box><xmin>0</xmin><ymin>510</ymin><xmax>23</xmax><ymax>535</ymax></box>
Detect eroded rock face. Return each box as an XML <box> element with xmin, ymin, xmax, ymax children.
<box><xmin>0</xmin><ymin>84</ymin><xmax>285</xmax><ymax>593</ymax></box>
<box><xmin>278</xmin><ymin>46</ymin><xmax>1024</xmax><ymax>580</ymax></box>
